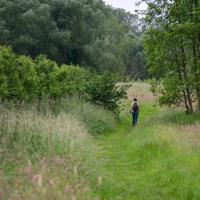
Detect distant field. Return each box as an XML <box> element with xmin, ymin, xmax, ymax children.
<box><xmin>118</xmin><ymin>82</ymin><xmax>155</xmax><ymax>103</ymax></box>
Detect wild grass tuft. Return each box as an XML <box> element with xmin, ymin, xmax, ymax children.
<box><xmin>157</xmin><ymin>111</ymin><xmax>200</xmax><ymax>125</ymax></box>
<box><xmin>0</xmin><ymin>101</ymin><xmax>105</xmax><ymax>199</ymax></box>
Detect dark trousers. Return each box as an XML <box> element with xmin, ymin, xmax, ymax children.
<box><xmin>132</xmin><ymin>112</ymin><xmax>139</xmax><ymax>126</ymax></box>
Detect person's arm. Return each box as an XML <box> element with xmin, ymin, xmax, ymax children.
<box><xmin>129</xmin><ymin>103</ymin><xmax>133</xmax><ymax>113</ymax></box>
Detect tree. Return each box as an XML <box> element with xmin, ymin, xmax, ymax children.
<box><xmin>143</xmin><ymin>0</ymin><xmax>200</xmax><ymax>113</ymax></box>
<box><xmin>0</xmin><ymin>0</ymin><xmax>146</xmax><ymax>78</ymax></box>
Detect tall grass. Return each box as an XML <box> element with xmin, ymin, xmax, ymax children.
<box><xmin>29</xmin><ymin>97</ymin><xmax>117</xmax><ymax>136</ymax></box>
<box><xmin>0</xmin><ymin>98</ymin><xmax>116</xmax><ymax>199</ymax></box>
<box><xmin>155</xmin><ymin>111</ymin><xmax>200</xmax><ymax>125</ymax></box>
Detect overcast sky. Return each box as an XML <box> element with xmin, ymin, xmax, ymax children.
<box><xmin>103</xmin><ymin>0</ymin><xmax>147</xmax><ymax>14</ymax></box>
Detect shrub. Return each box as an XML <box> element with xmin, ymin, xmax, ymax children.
<box><xmin>0</xmin><ymin>46</ymin><xmax>39</xmax><ymax>101</ymax></box>
<box><xmin>34</xmin><ymin>55</ymin><xmax>59</xmax><ymax>98</ymax></box>
<box><xmin>0</xmin><ymin>46</ymin><xmax>127</xmax><ymax>114</ymax></box>
<box><xmin>50</xmin><ymin>65</ymin><xmax>88</xmax><ymax>97</ymax></box>
<box><xmin>86</xmin><ymin>73</ymin><xmax>127</xmax><ymax>115</ymax></box>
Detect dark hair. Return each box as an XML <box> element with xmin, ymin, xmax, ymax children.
<box><xmin>133</xmin><ymin>98</ymin><xmax>137</xmax><ymax>101</ymax></box>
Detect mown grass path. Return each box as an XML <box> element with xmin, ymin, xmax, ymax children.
<box><xmin>96</xmin><ymin>103</ymin><xmax>200</xmax><ymax>200</ymax></box>
<box><xmin>96</xmin><ymin>104</ymin><xmax>158</xmax><ymax>200</ymax></box>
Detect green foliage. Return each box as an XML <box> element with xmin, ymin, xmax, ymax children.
<box><xmin>51</xmin><ymin>65</ymin><xmax>88</xmax><ymax>97</ymax></box>
<box><xmin>0</xmin><ymin>46</ymin><xmax>39</xmax><ymax>101</ymax></box>
<box><xmin>86</xmin><ymin>73</ymin><xmax>127</xmax><ymax>114</ymax></box>
<box><xmin>34</xmin><ymin>55</ymin><xmax>58</xmax><ymax>98</ymax></box>
<box><xmin>125</xmin><ymin>39</ymin><xmax>147</xmax><ymax>80</ymax></box>
<box><xmin>143</xmin><ymin>0</ymin><xmax>200</xmax><ymax>113</ymax></box>
<box><xmin>0</xmin><ymin>0</ymin><xmax>147</xmax><ymax>78</ymax></box>
<box><xmin>0</xmin><ymin>46</ymin><xmax>127</xmax><ymax>114</ymax></box>
<box><xmin>158</xmin><ymin>77</ymin><xmax>183</xmax><ymax>106</ymax></box>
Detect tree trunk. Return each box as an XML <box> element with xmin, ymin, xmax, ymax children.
<box><xmin>181</xmin><ymin>46</ymin><xmax>193</xmax><ymax>114</ymax></box>
<box><xmin>177</xmin><ymin>67</ymin><xmax>190</xmax><ymax>113</ymax></box>
<box><xmin>192</xmin><ymin>43</ymin><xmax>200</xmax><ymax>112</ymax></box>
<box><xmin>174</xmin><ymin>50</ymin><xmax>190</xmax><ymax>113</ymax></box>
<box><xmin>192</xmin><ymin>0</ymin><xmax>200</xmax><ymax>112</ymax></box>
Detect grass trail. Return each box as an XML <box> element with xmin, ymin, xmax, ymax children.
<box><xmin>96</xmin><ymin>85</ymin><xmax>200</xmax><ymax>200</ymax></box>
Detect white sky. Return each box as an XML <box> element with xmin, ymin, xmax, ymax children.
<box><xmin>103</xmin><ymin>0</ymin><xmax>147</xmax><ymax>14</ymax></box>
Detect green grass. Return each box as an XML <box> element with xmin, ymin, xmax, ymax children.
<box><xmin>2</xmin><ymin>83</ymin><xmax>200</xmax><ymax>200</ymax></box>
<box><xmin>156</xmin><ymin>111</ymin><xmax>200</xmax><ymax>125</ymax></box>
<box><xmin>96</xmin><ymin>102</ymin><xmax>200</xmax><ymax>200</ymax></box>
<box><xmin>0</xmin><ymin>100</ymin><xmax>115</xmax><ymax>200</ymax></box>
<box><xmin>35</xmin><ymin>97</ymin><xmax>117</xmax><ymax>135</ymax></box>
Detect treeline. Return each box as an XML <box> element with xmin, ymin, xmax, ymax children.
<box><xmin>0</xmin><ymin>46</ymin><xmax>126</xmax><ymax>114</ymax></box>
<box><xmin>143</xmin><ymin>0</ymin><xmax>200</xmax><ymax>113</ymax></box>
<box><xmin>0</xmin><ymin>0</ymin><xmax>146</xmax><ymax>79</ymax></box>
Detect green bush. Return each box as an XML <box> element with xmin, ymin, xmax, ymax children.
<box><xmin>0</xmin><ymin>46</ymin><xmax>39</xmax><ymax>101</ymax></box>
<box><xmin>50</xmin><ymin>65</ymin><xmax>88</xmax><ymax>97</ymax></box>
<box><xmin>86</xmin><ymin>73</ymin><xmax>127</xmax><ymax>115</ymax></box>
<box><xmin>0</xmin><ymin>46</ymin><xmax>127</xmax><ymax>114</ymax></box>
<box><xmin>158</xmin><ymin>77</ymin><xmax>183</xmax><ymax>107</ymax></box>
<box><xmin>34</xmin><ymin>55</ymin><xmax>59</xmax><ymax>98</ymax></box>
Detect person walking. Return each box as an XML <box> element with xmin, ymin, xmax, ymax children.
<box><xmin>129</xmin><ymin>98</ymin><xmax>140</xmax><ymax>127</ymax></box>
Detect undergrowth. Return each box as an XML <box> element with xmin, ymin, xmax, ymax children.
<box><xmin>0</xmin><ymin>98</ymin><xmax>116</xmax><ymax>199</ymax></box>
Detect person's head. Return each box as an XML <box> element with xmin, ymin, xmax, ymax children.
<box><xmin>133</xmin><ymin>98</ymin><xmax>137</xmax><ymax>102</ymax></box>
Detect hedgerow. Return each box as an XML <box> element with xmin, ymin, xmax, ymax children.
<box><xmin>0</xmin><ymin>46</ymin><xmax>127</xmax><ymax>114</ymax></box>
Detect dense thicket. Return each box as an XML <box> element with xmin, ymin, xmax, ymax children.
<box><xmin>143</xmin><ymin>0</ymin><xmax>200</xmax><ymax>113</ymax></box>
<box><xmin>0</xmin><ymin>46</ymin><xmax>126</xmax><ymax>114</ymax></box>
<box><xmin>0</xmin><ymin>0</ymin><xmax>147</xmax><ymax>79</ymax></box>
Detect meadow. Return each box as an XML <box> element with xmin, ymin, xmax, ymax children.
<box><xmin>1</xmin><ymin>0</ymin><xmax>200</xmax><ymax>199</ymax></box>
<box><xmin>1</xmin><ymin>83</ymin><xmax>200</xmax><ymax>200</ymax></box>
<box><xmin>96</xmin><ymin>82</ymin><xmax>200</xmax><ymax>200</ymax></box>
